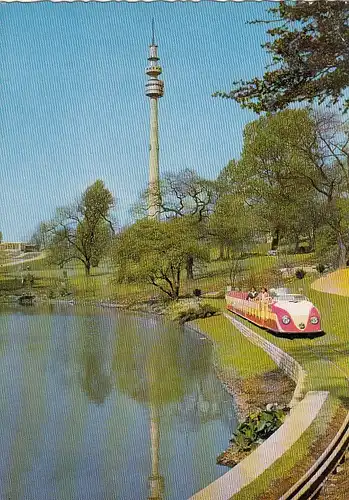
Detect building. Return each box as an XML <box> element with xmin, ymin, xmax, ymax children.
<box><xmin>145</xmin><ymin>20</ymin><xmax>164</xmax><ymax>220</ymax></box>
<box><xmin>0</xmin><ymin>242</ymin><xmax>39</xmax><ymax>253</ymax></box>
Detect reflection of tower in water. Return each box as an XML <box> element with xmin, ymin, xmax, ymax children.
<box><xmin>148</xmin><ymin>405</ymin><xmax>164</xmax><ymax>500</ymax></box>
<box><xmin>113</xmin><ymin>314</ymin><xmax>233</xmax><ymax>500</ymax></box>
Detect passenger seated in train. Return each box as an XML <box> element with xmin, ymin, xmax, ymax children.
<box><xmin>247</xmin><ymin>287</ymin><xmax>258</xmax><ymax>300</ymax></box>
<box><xmin>258</xmin><ymin>287</ymin><xmax>271</xmax><ymax>302</ymax></box>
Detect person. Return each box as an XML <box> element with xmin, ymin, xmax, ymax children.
<box><xmin>247</xmin><ymin>287</ymin><xmax>258</xmax><ymax>301</ymax></box>
<box><xmin>259</xmin><ymin>287</ymin><xmax>270</xmax><ymax>302</ymax></box>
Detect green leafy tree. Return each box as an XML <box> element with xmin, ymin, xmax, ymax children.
<box><xmin>113</xmin><ymin>217</ymin><xmax>209</xmax><ymax>299</ymax></box>
<box><xmin>236</xmin><ymin>109</ymin><xmax>323</xmax><ymax>250</ymax></box>
<box><xmin>216</xmin><ymin>160</ymin><xmax>241</xmax><ymax>198</ymax></box>
<box><xmin>208</xmin><ymin>194</ymin><xmax>257</xmax><ymax>260</ymax></box>
<box><xmin>47</xmin><ymin>229</ymin><xmax>73</xmax><ymax>269</ymax></box>
<box><xmin>289</xmin><ymin>111</ymin><xmax>349</xmax><ymax>265</ymax></box>
<box><xmin>214</xmin><ymin>1</ymin><xmax>349</xmax><ymax>113</ymax></box>
<box><xmin>47</xmin><ymin>180</ymin><xmax>115</xmax><ymax>275</ymax></box>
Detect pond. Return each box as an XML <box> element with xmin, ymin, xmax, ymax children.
<box><xmin>0</xmin><ymin>304</ymin><xmax>237</xmax><ymax>500</ymax></box>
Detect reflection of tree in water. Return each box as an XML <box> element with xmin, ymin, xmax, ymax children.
<box><xmin>172</xmin><ymin>375</ymin><xmax>236</xmax><ymax>430</ymax></box>
<box><xmin>79</xmin><ymin>316</ymin><xmax>114</xmax><ymax>405</ymax></box>
<box><xmin>113</xmin><ymin>317</ymin><xmax>231</xmax><ymax>499</ymax></box>
<box><xmin>113</xmin><ymin>317</ymin><xmax>216</xmax><ymax>408</ymax></box>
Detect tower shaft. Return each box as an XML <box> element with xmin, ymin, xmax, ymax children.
<box><xmin>148</xmin><ymin>98</ymin><xmax>160</xmax><ymax>219</ymax></box>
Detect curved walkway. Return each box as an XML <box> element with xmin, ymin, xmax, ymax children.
<box><xmin>312</xmin><ymin>268</ymin><xmax>349</xmax><ymax>296</ymax></box>
<box><xmin>190</xmin><ymin>392</ymin><xmax>328</xmax><ymax>500</ymax></box>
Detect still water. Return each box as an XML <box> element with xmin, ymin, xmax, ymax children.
<box><xmin>0</xmin><ymin>304</ymin><xmax>237</xmax><ymax>500</ymax></box>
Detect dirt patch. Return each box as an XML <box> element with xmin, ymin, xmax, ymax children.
<box><xmin>215</xmin><ymin>366</ymin><xmax>296</xmax><ymax>421</ymax></box>
<box><xmin>213</xmin><ymin>366</ymin><xmax>296</xmax><ymax>470</ymax></box>
<box><xmin>256</xmin><ymin>405</ymin><xmax>347</xmax><ymax>500</ymax></box>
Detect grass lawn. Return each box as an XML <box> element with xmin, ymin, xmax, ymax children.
<box><xmin>195</xmin><ymin>314</ymin><xmax>276</xmax><ymax>380</ymax></box>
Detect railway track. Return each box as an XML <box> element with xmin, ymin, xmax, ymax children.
<box><xmin>280</xmin><ymin>340</ymin><xmax>349</xmax><ymax>499</ymax></box>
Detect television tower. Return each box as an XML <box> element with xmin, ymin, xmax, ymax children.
<box><xmin>145</xmin><ymin>20</ymin><xmax>164</xmax><ymax>220</ymax></box>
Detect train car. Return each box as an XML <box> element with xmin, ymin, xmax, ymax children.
<box><xmin>225</xmin><ymin>287</ymin><xmax>322</xmax><ymax>335</ymax></box>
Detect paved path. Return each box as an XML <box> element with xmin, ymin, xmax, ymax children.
<box><xmin>0</xmin><ymin>252</ymin><xmax>45</xmax><ymax>268</ymax></box>
<box><xmin>312</xmin><ymin>269</ymin><xmax>349</xmax><ymax>297</ymax></box>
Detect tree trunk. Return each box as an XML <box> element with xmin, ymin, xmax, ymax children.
<box><xmin>219</xmin><ymin>243</ymin><xmax>224</xmax><ymax>261</ymax></box>
<box><xmin>294</xmin><ymin>235</ymin><xmax>300</xmax><ymax>254</ymax></box>
<box><xmin>186</xmin><ymin>255</ymin><xmax>194</xmax><ymax>280</ymax></box>
<box><xmin>85</xmin><ymin>261</ymin><xmax>91</xmax><ymax>276</ymax></box>
<box><xmin>271</xmin><ymin>229</ymin><xmax>280</xmax><ymax>250</ymax></box>
<box><xmin>309</xmin><ymin>229</ymin><xmax>316</xmax><ymax>252</ymax></box>
<box><xmin>337</xmin><ymin>235</ymin><xmax>347</xmax><ymax>268</ymax></box>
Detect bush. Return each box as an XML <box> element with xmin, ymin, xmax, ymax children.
<box><xmin>231</xmin><ymin>407</ymin><xmax>287</xmax><ymax>452</ymax></box>
<box><xmin>169</xmin><ymin>300</ymin><xmax>220</xmax><ymax>324</ymax></box>
<box><xmin>295</xmin><ymin>268</ymin><xmax>306</xmax><ymax>279</ymax></box>
<box><xmin>316</xmin><ymin>263</ymin><xmax>326</xmax><ymax>274</ymax></box>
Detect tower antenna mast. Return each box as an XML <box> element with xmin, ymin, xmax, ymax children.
<box><xmin>152</xmin><ymin>17</ymin><xmax>155</xmax><ymax>46</ymax></box>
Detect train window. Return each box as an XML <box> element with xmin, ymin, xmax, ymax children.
<box><xmin>276</xmin><ymin>294</ymin><xmax>308</xmax><ymax>302</ymax></box>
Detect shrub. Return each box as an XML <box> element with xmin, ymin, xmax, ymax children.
<box><xmin>231</xmin><ymin>407</ymin><xmax>287</xmax><ymax>452</ymax></box>
<box><xmin>295</xmin><ymin>268</ymin><xmax>306</xmax><ymax>279</ymax></box>
<box><xmin>169</xmin><ymin>300</ymin><xmax>220</xmax><ymax>324</ymax></box>
<box><xmin>47</xmin><ymin>289</ymin><xmax>57</xmax><ymax>299</ymax></box>
<box><xmin>316</xmin><ymin>263</ymin><xmax>326</xmax><ymax>274</ymax></box>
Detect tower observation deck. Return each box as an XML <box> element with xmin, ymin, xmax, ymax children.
<box><xmin>145</xmin><ymin>20</ymin><xmax>164</xmax><ymax>220</ymax></box>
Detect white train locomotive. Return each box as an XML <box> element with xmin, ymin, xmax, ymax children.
<box><xmin>225</xmin><ymin>287</ymin><xmax>322</xmax><ymax>335</ymax></box>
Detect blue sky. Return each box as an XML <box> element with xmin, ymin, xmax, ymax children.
<box><xmin>0</xmin><ymin>2</ymin><xmax>274</xmax><ymax>241</ymax></box>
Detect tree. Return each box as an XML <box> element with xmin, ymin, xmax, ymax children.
<box><xmin>113</xmin><ymin>217</ymin><xmax>209</xmax><ymax>299</ymax></box>
<box><xmin>29</xmin><ymin>222</ymin><xmax>51</xmax><ymax>250</ymax></box>
<box><xmin>134</xmin><ymin>168</ymin><xmax>217</xmax><ymax>221</ymax></box>
<box><xmin>288</xmin><ymin>111</ymin><xmax>349</xmax><ymax>265</ymax></box>
<box><xmin>208</xmin><ymin>194</ymin><xmax>257</xmax><ymax>260</ymax></box>
<box><xmin>214</xmin><ymin>1</ymin><xmax>349</xmax><ymax>114</ymax></box>
<box><xmin>235</xmin><ymin>109</ymin><xmax>323</xmax><ymax>250</ymax></box>
<box><xmin>47</xmin><ymin>180</ymin><xmax>115</xmax><ymax>275</ymax></box>
<box><xmin>133</xmin><ymin>168</ymin><xmax>217</xmax><ymax>279</ymax></box>
<box><xmin>216</xmin><ymin>160</ymin><xmax>240</xmax><ymax>198</ymax></box>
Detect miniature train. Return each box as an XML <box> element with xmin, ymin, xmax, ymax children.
<box><xmin>225</xmin><ymin>287</ymin><xmax>322</xmax><ymax>335</ymax></box>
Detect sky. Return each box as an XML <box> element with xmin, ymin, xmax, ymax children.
<box><xmin>0</xmin><ymin>2</ymin><xmax>275</xmax><ymax>241</ymax></box>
